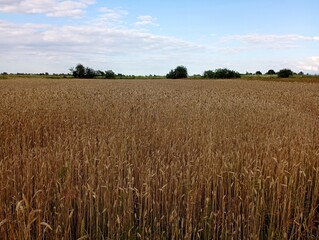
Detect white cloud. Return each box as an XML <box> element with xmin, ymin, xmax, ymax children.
<box><xmin>224</xmin><ymin>34</ymin><xmax>306</xmax><ymax>42</ymax></box>
<box><xmin>39</xmin><ymin>24</ymin><xmax>205</xmax><ymax>52</ymax></box>
<box><xmin>297</xmin><ymin>57</ymin><xmax>319</xmax><ymax>72</ymax></box>
<box><xmin>221</xmin><ymin>34</ymin><xmax>319</xmax><ymax>49</ymax></box>
<box><xmin>1</xmin><ymin>2</ymin><xmax>318</xmax><ymax>75</ymax></box>
<box><xmin>91</xmin><ymin>7</ymin><xmax>128</xmax><ymax>26</ymax></box>
<box><xmin>0</xmin><ymin>19</ymin><xmax>210</xmax><ymax>74</ymax></box>
<box><xmin>0</xmin><ymin>0</ymin><xmax>95</xmax><ymax>18</ymax></box>
<box><xmin>4</xmin><ymin>15</ymin><xmax>315</xmax><ymax>75</ymax></box>
<box><xmin>135</xmin><ymin>15</ymin><xmax>159</xmax><ymax>26</ymax></box>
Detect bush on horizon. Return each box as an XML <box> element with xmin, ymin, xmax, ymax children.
<box><xmin>277</xmin><ymin>69</ymin><xmax>293</xmax><ymax>78</ymax></box>
<box><xmin>166</xmin><ymin>66</ymin><xmax>188</xmax><ymax>79</ymax></box>
<box><xmin>203</xmin><ymin>68</ymin><xmax>241</xmax><ymax>79</ymax></box>
<box><xmin>70</xmin><ymin>64</ymin><xmax>116</xmax><ymax>79</ymax></box>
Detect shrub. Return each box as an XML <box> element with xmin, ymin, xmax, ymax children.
<box><xmin>96</xmin><ymin>70</ymin><xmax>105</xmax><ymax>77</ymax></box>
<box><xmin>105</xmin><ymin>70</ymin><xmax>116</xmax><ymax>79</ymax></box>
<box><xmin>85</xmin><ymin>67</ymin><xmax>96</xmax><ymax>79</ymax></box>
<box><xmin>278</xmin><ymin>69</ymin><xmax>293</xmax><ymax>78</ymax></box>
<box><xmin>166</xmin><ymin>70</ymin><xmax>175</xmax><ymax>79</ymax></box>
<box><xmin>70</xmin><ymin>64</ymin><xmax>116</xmax><ymax>79</ymax></box>
<box><xmin>166</xmin><ymin>66</ymin><xmax>188</xmax><ymax>79</ymax></box>
<box><xmin>256</xmin><ymin>71</ymin><xmax>262</xmax><ymax>75</ymax></box>
<box><xmin>266</xmin><ymin>69</ymin><xmax>276</xmax><ymax>75</ymax></box>
<box><xmin>71</xmin><ymin>64</ymin><xmax>86</xmax><ymax>78</ymax></box>
<box><xmin>203</xmin><ymin>68</ymin><xmax>241</xmax><ymax>79</ymax></box>
<box><xmin>203</xmin><ymin>70</ymin><xmax>215</xmax><ymax>79</ymax></box>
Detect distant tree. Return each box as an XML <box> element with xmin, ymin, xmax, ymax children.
<box><xmin>175</xmin><ymin>66</ymin><xmax>188</xmax><ymax>78</ymax></box>
<box><xmin>203</xmin><ymin>70</ymin><xmax>215</xmax><ymax>79</ymax></box>
<box><xmin>117</xmin><ymin>73</ymin><xmax>125</xmax><ymax>79</ymax></box>
<box><xmin>1</xmin><ymin>72</ymin><xmax>8</xmax><ymax>75</ymax></box>
<box><xmin>266</xmin><ymin>69</ymin><xmax>276</xmax><ymax>75</ymax></box>
<box><xmin>71</xmin><ymin>64</ymin><xmax>86</xmax><ymax>78</ymax></box>
<box><xmin>298</xmin><ymin>71</ymin><xmax>304</xmax><ymax>76</ymax></box>
<box><xmin>166</xmin><ymin>66</ymin><xmax>188</xmax><ymax>79</ymax></box>
<box><xmin>105</xmin><ymin>70</ymin><xmax>116</xmax><ymax>79</ymax></box>
<box><xmin>70</xmin><ymin>64</ymin><xmax>100</xmax><ymax>78</ymax></box>
<box><xmin>96</xmin><ymin>70</ymin><xmax>105</xmax><ymax>77</ymax></box>
<box><xmin>166</xmin><ymin>70</ymin><xmax>175</xmax><ymax>79</ymax></box>
<box><xmin>85</xmin><ymin>67</ymin><xmax>96</xmax><ymax>78</ymax></box>
<box><xmin>192</xmin><ymin>74</ymin><xmax>202</xmax><ymax>79</ymax></box>
<box><xmin>255</xmin><ymin>71</ymin><xmax>262</xmax><ymax>75</ymax></box>
<box><xmin>203</xmin><ymin>68</ymin><xmax>240</xmax><ymax>79</ymax></box>
<box><xmin>277</xmin><ymin>69</ymin><xmax>293</xmax><ymax>78</ymax></box>
<box><xmin>215</xmin><ymin>68</ymin><xmax>241</xmax><ymax>79</ymax></box>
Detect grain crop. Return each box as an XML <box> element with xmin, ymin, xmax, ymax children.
<box><xmin>0</xmin><ymin>78</ymin><xmax>319</xmax><ymax>239</ymax></box>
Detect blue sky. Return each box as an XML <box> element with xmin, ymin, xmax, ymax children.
<box><xmin>0</xmin><ymin>0</ymin><xmax>318</xmax><ymax>75</ymax></box>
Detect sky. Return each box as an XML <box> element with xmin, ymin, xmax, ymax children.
<box><xmin>0</xmin><ymin>0</ymin><xmax>318</xmax><ymax>75</ymax></box>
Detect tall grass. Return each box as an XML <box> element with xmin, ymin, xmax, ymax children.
<box><xmin>0</xmin><ymin>78</ymin><xmax>319</xmax><ymax>239</ymax></box>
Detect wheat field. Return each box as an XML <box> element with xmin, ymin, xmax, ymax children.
<box><xmin>0</xmin><ymin>78</ymin><xmax>319</xmax><ymax>239</ymax></box>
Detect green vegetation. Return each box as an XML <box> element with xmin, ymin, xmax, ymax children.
<box><xmin>277</xmin><ymin>68</ymin><xmax>293</xmax><ymax>78</ymax></box>
<box><xmin>166</xmin><ymin>66</ymin><xmax>188</xmax><ymax>79</ymax></box>
<box><xmin>266</xmin><ymin>69</ymin><xmax>276</xmax><ymax>75</ymax></box>
<box><xmin>104</xmin><ymin>70</ymin><xmax>116</xmax><ymax>79</ymax></box>
<box><xmin>203</xmin><ymin>68</ymin><xmax>241</xmax><ymax>79</ymax></box>
<box><xmin>1</xmin><ymin>65</ymin><xmax>319</xmax><ymax>81</ymax></box>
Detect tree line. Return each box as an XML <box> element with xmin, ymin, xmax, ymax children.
<box><xmin>69</xmin><ymin>64</ymin><xmax>163</xmax><ymax>79</ymax></box>
<box><xmin>166</xmin><ymin>66</ymin><xmax>300</xmax><ymax>79</ymax></box>
<box><xmin>70</xmin><ymin>63</ymin><xmax>304</xmax><ymax>80</ymax></box>
<box><xmin>70</xmin><ymin>64</ymin><xmax>116</xmax><ymax>79</ymax></box>
<box><xmin>0</xmin><ymin>64</ymin><xmax>308</xmax><ymax>79</ymax></box>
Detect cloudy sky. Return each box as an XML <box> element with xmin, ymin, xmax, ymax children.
<box><xmin>0</xmin><ymin>0</ymin><xmax>318</xmax><ymax>75</ymax></box>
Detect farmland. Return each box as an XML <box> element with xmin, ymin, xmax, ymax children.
<box><xmin>0</xmin><ymin>78</ymin><xmax>319</xmax><ymax>239</ymax></box>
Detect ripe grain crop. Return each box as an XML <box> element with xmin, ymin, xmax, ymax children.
<box><xmin>0</xmin><ymin>78</ymin><xmax>319</xmax><ymax>239</ymax></box>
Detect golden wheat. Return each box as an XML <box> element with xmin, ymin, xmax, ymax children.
<box><xmin>0</xmin><ymin>78</ymin><xmax>318</xmax><ymax>239</ymax></box>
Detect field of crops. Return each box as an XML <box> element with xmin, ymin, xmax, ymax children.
<box><xmin>0</xmin><ymin>78</ymin><xmax>319</xmax><ymax>239</ymax></box>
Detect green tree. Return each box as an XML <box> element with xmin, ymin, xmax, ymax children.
<box><xmin>96</xmin><ymin>70</ymin><xmax>105</xmax><ymax>77</ymax></box>
<box><xmin>166</xmin><ymin>66</ymin><xmax>188</xmax><ymax>79</ymax></box>
<box><xmin>105</xmin><ymin>70</ymin><xmax>116</xmax><ymax>79</ymax></box>
<box><xmin>204</xmin><ymin>68</ymin><xmax>241</xmax><ymax>79</ymax></box>
<box><xmin>166</xmin><ymin>70</ymin><xmax>175</xmax><ymax>79</ymax></box>
<box><xmin>71</xmin><ymin>64</ymin><xmax>86</xmax><ymax>78</ymax></box>
<box><xmin>203</xmin><ymin>70</ymin><xmax>215</xmax><ymax>79</ymax></box>
<box><xmin>117</xmin><ymin>73</ymin><xmax>125</xmax><ymax>79</ymax></box>
<box><xmin>266</xmin><ymin>69</ymin><xmax>276</xmax><ymax>75</ymax></box>
<box><xmin>278</xmin><ymin>69</ymin><xmax>293</xmax><ymax>78</ymax></box>
<box><xmin>256</xmin><ymin>71</ymin><xmax>262</xmax><ymax>75</ymax></box>
<box><xmin>85</xmin><ymin>67</ymin><xmax>96</xmax><ymax>78</ymax></box>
